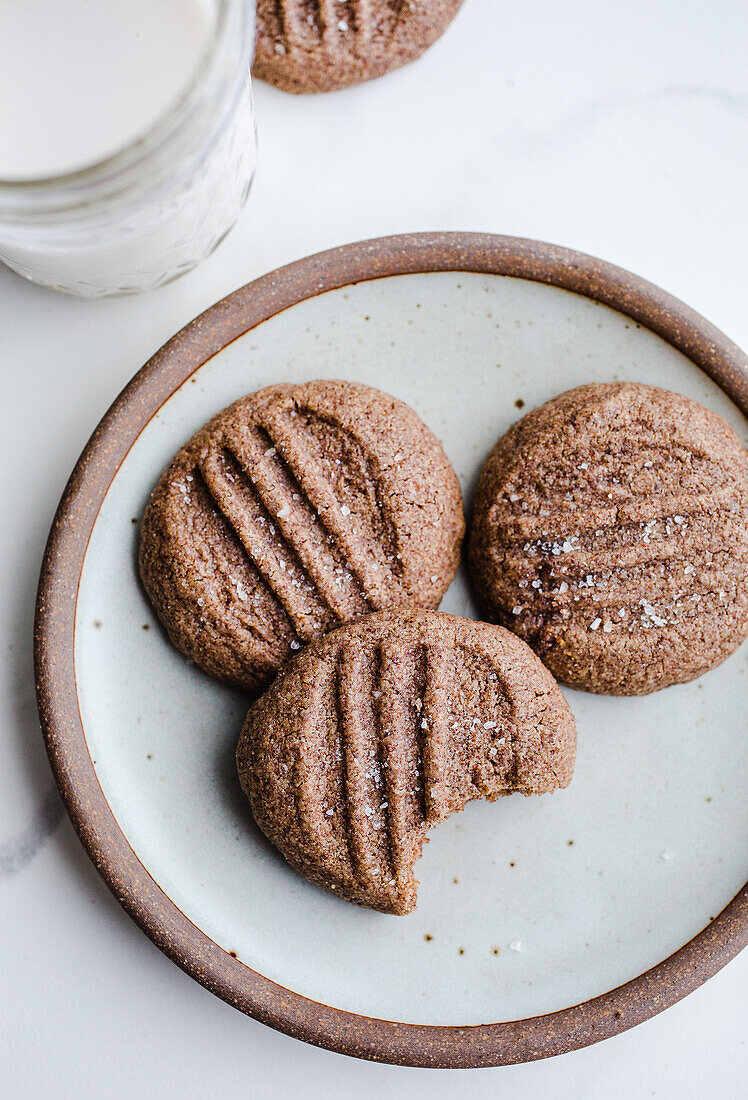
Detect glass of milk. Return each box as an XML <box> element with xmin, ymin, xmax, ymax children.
<box><xmin>0</xmin><ymin>0</ymin><xmax>256</xmax><ymax>296</ymax></box>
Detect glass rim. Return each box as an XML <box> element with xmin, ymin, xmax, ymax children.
<box><xmin>0</xmin><ymin>0</ymin><xmax>239</xmax><ymax>198</ymax></box>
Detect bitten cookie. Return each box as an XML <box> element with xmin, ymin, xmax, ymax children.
<box><xmin>253</xmin><ymin>0</ymin><xmax>465</xmax><ymax>94</ymax></box>
<box><xmin>139</xmin><ymin>380</ymin><xmax>464</xmax><ymax>689</ymax></box>
<box><xmin>236</xmin><ymin>609</ymin><xmax>576</xmax><ymax>914</ymax></box>
<box><xmin>469</xmin><ymin>383</ymin><xmax>748</xmax><ymax>695</ymax></box>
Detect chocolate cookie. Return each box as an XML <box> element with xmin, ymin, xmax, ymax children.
<box><xmin>139</xmin><ymin>380</ymin><xmax>463</xmax><ymax>690</ymax></box>
<box><xmin>469</xmin><ymin>383</ymin><xmax>748</xmax><ymax>695</ymax></box>
<box><xmin>253</xmin><ymin>0</ymin><xmax>466</xmax><ymax>94</ymax></box>
<box><xmin>236</xmin><ymin>609</ymin><xmax>576</xmax><ymax>914</ymax></box>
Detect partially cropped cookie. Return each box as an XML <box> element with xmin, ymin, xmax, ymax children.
<box><xmin>139</xmin><ymin>380</ymin><xmax>463</xmax><ymax>689</ymax></box>
<box><xmin>253</xmin><ymin>0</ymin><xmax>465</xmax><ymax>94</ymax></box>
<box><xmin>469</xmin><ymin>383</ymin><xmax>748</xmax><ymax>695</ymax></box>
<box><xmin>237</xmin><ymin>609</ymin><xmax>576</xmax><ymax>914</ymax></box>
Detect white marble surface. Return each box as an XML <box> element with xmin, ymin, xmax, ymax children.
<box><xmin>2</xmin><ymin>0</ymin><xmax>746</xmax><ymax>1094</ymax></box>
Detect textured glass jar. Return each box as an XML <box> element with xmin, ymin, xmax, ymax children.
<box><xmin>0</xmin><ymin>0</ymin><xmax>256</xmax><ymax>297</ymax></box>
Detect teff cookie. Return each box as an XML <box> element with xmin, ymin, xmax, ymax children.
<box><xmin>237</xmin><ymin>609</ymin><xmax>576</xmax><ymax>914</ymax></box>
<box><xmin>469</xmin><ymin>383</ymin><xmax>748</xmax><ymax>695</ymax></box>
<box><xmin>253</xmin><ymin>0</ymin><xmax>466</xmax><ymax>94</ymax></box>
<box><xmin>139</xmin><ymin>380</ymin><xmax>463</xmax><ymax>690</ymax></box>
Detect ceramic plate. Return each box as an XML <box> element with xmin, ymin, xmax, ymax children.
<box><xmin>35</xmin><ymin>234</ymin><xmax>748</xmax><ymax>1068</ymax></box>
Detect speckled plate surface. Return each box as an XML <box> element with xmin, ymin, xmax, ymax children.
<box><xmin>35</xmin><ymin>234</ymin><xmax>748</xmax><ymax>1067</ymax></box>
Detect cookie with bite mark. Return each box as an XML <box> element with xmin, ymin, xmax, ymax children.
<box><xmin>236</xmin><ymin>609</ymin><xmax>576</xmax><ymax>914</ymax></box>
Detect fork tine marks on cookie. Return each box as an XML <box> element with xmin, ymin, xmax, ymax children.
<box><xmin>336</xmin><ymin>644</ymin><xmax>392</xmax><ymax>891</ymax></box>
<box><xmin>352</xmin><ymin>0</ymin><xmax>373</xmax><ymax>46</ymax></box>
<box><xmin>421</xmin><ymin>644</ymin><xmax>454</xmax><ymax>823</ymax></box>
<box><xmin>256</xmin><ymin>405</ymin><xmax>403</xmax><ymax>609</ymax></box>
<box><xmin>174</xmin><ymin>471</ymin><xmax>294</xmax><ymax>670</ymax></box>
<box><xmin>275</xmin><ymin>0</ymin><xmax>305</xmax><ymax>43</ymax></box>
<box><xmin>199</xmin><ymin>449</ymin><xmax>333</xmax><ymax>640</ymax></box>
<box><xmin>293</xmin><ymin>658</ymin><xmax>354</xmax><ymax>883</ymax></box>
<box><xmin>318</xmin><ymin>0</ymin><xmax>343</xmax><ymax>49</ymax></box>
<box><xmin>377</xmin><ymin>641</ymin><xmax>429</xmax><ymax>902</ymax></box>
<box><xmin>226</xmin><ymin>423</ymin><xmax>371</xmax><ymax>622</ymax></box>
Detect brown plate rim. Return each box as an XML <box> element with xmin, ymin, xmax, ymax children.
<box><xmin>34</xmin><ymin>232</ymin><xmax>748</xmax><ymax>1069</ymax></box>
